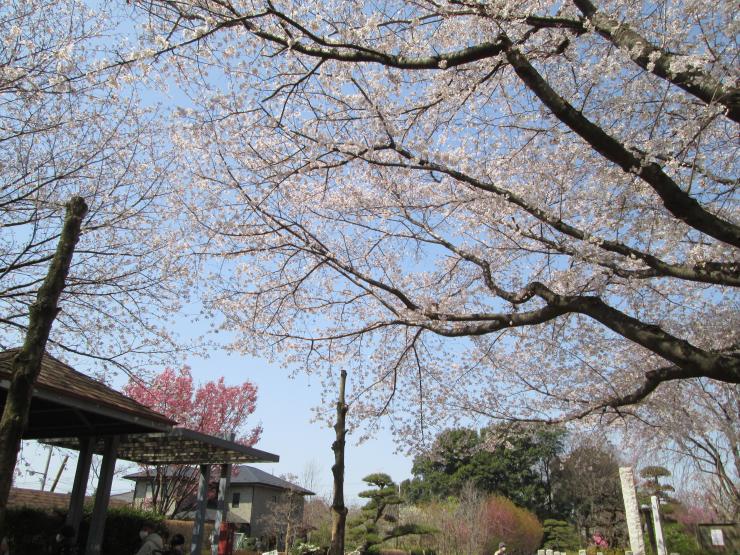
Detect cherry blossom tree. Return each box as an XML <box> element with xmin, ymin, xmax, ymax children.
<box><xmin>130</xmin><ymin>0</ymin><xmax>737</xmax><ymax>440</ymax></box>
<box><xmin>633</xmin><ymin>380</ymin><xmax>739</xmax><ymax>519</ymax></box>
<box><xmin>123</xmin><ymin>366</ymin><xmax>261</xmax><ymax>516</ymax></box>
<box><xmin>0</xmin><ymin>0</ymin><xmax>188</xmax><ymax>371</ymax></box>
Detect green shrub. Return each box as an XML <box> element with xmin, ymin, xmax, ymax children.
<box><xmin>291</xmin><ymin>541</ymin><xmax>323</xmax><ymax>555</ymax></box>
<box><xmin>542</xmin><ymin>519</ymin><xmax>581</xmax><ymax>551</ymax></box>
<box><xmin>2</xmin><ymin>505</ymin><xmax>166</xmax><ymax>555</ymax></box>
<box><xmin>3</xmin><ymin>507</ymin><xmax>65</xmax><ymax>554</ymax></box>
<box><xmin>96</xmin><ymin>506</ymin><xmax>166</xmax><ymax>555</ymax></box>
<box><xmin>585</xmin><ymin>548</ymin><xmax>626</xmax><ymax>555</ymax></box>
<box><xmin>663</xmin><ymin>522</ymin><xmax>702</xmax><ymax>555</ymax></box>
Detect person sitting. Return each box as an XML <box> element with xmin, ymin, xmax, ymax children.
<box><xmin>135</xmin><ymin>524</ymin><xmax>163</xmax><ymax>555</ymax></box>
<box><xmin>168</xmin><ymin>533</ymin><xmax>185</xmax><ymax>555</ymax></box>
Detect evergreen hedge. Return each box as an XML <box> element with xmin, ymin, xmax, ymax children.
<box><xmin>3</xmin><ymin>505</ymin><xmax>165</xmax><ymax>555</ymax></box>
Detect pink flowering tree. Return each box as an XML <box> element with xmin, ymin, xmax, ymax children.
<box><xmin>123</xmin><ymin>367</ymin><xmax>261</xmax><ymax>516</ymax></box>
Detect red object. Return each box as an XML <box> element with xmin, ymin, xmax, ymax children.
<box><xmin>217</xmin><ymin>522</ymin><xmax>236</xmax><ymax>555</ymax></box>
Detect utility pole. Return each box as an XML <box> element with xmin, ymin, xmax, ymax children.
<box><xmin>50</xmin><ymin>455</ymin><xmax>69</xmax><ymax>492</ymax></box>
<box><xmin>40</xmin><ymin>445</ymin><xmax>53</xmax><ymax>491</ymax></box>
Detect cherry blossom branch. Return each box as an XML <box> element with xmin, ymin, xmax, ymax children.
<box><xmin>218</xmin><ymin>190</ymin><xmax>740</xmax><ymax>385</ymax></box>
<box><xmin>573</xmin><ymin>0</ymin><xmax>740</xmax><ymax>124</ymax></box>
<box><xmin>502</xmin><ymin>38</ymin><xmax>740</xmax><ymax>249</ymax></box>
<box><xmin>354</xmin><ymin>142</ymin><xmax>739</xmax><ymax>287</ymax></box>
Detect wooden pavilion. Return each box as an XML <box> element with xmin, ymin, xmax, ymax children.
<box><xmin>0</xmin><ymin>349</ymin><xmax>279</xmax><ymax>555</ymax></box>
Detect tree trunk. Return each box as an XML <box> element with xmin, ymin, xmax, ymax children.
<box><xmin>284</xmin><ymin>493</ymin><xmax>293</xmax><ymax>553</ymax></box>
<box><xmin>329</xmin><ymin>370</ymin><xmax>348</xmax><ymax>555</ymax></box>
<box><xmin>0</xmin><ymin>196</ymin><xmax>88</xmax><ymax>529</ymax></box>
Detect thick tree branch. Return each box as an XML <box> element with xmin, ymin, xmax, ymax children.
<box><xmin>530</xmin><ymin>283</ymin><xmax>739</xmax><ymax>383</ymax></box>
<box><xmin>574</xmin><ymin>0</ymin><xmax>740</xmax><ymax>123</ymax></box>
<box><xmin>563</xmin><ymin>365</ymin><xmax>699</xmax><ymax>419</ymax></box>
<box><xmin>0</xmin><ymin>196</ymin><xmax>88</xmax><ymax>527</ymax></box>
<box><xmin>502</xmin><ymin>39</ymin><xmax>740</xmax><ymax>248</ymax></box>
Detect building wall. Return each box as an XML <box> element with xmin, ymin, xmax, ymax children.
<box><xmin>250</xmin><ymin>486</ymin><xmax>305</xmax><ymax>540</ymax></box>
<box><xmin>129</xmin><ymin>479</ymin><xmax>306</xmax><ymax>540</ymax></box>
<box><xmin>132</xmin><ymin>480</ymin><xmax>152</xmax><ymax>510</ymax></box>
<box><xmin>131</xmin><ymin>478</ymin><xmax>180</xmax><ymax>515</ymax></box>
<box><xmin>226</xmin><ymin>484</ymin><xmax>254</xmax><ymax>525</ymax></box>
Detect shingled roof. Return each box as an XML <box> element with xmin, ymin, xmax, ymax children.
<box><xmin>231</xmin><ymin>465</ymin><xmax>314</xmax><ymax>495</ymax></box>
<box><xmin>0</xmin><ymin>348</ymin><xmax>176</xmax><ymax>437</ymax></box>
<box><xmin>7</xmin><ymin>487</ymin><xmax>128</xmax><ymax>511</ymax></box>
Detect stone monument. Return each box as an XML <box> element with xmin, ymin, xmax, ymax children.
<box><xmin>619</xmin><ymin>466</ymin><xmax>646</xmax><ymax>555</ymax></box>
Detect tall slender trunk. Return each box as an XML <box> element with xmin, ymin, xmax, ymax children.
<box><xmin>284</xmin><ymin>492</ymin><xmax>294</xmax><ymax>552</ymax></box>
<box><xmin>0</xmin><ymin>196</ymin><xmax>88</xmax><ymax>530</ymax></box>
<box><xmin>329</xmin><ymin>370</ymin><xmax>348</xmax><ymax>555</ymax></box>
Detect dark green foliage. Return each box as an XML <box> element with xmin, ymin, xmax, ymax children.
<box><xmin>639</xmin><ymin>466</ymin><xmax>676</xmax><ymax>504</ymax></box>
<box><xmin>409</xmin><ymin>549</ymin><xmax>436</xmax><ymax>555</ymax></box>
<box><xmin>584</xmin><ymin>548</ymin><xmax>627</xmax><ymax>555</ymax></box>
<box><xmin>404</xmin><ymin>423</ymin><xmax>566</xmax><ymax>518</ymax></box>
<box><xmin>2</xmin><ymin>505</ymin><xmax>165</xmax><ymax>555</ymax></box>
<box><xmin>97</xmin><ymin>506</ymin><xmax>166</xmax><ymax>555</ymax></box>
<box><xmin>349</xmin><ymin>474</ymin><xmax>433</xmax><ymax>554</ymax></box>
<box><xmin>541</xmin><ymin>519</ymin><xmax>581</xmax><ymax>551</ymax></box>
<box><xmin>3</xmin><ymin>507</ymin><xmax>65</xmax><ymax>554</ymax></box>
<box><xmin>552</xmin><ymin>444</ymin><xmax>626</xmax><ymax>546</ymax></box>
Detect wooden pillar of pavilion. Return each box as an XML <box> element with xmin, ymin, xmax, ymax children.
<box><xmin>212</xmin><ymin>462</ymin><xmax>233</xmax><ymax>555</ymax></box>
<box><xmin>86</xmin><ymin>435</ymin><xmax>119</xmax><ymax>555</ymax></box>
<box><xmin>191</xmin><ymin>463</ymin><xmax>211</xmax><ymax>554</ymax></box>
<box><xmin>66</xmin><ymin>436</ymin><xmax>94</xmax><ymax>539</ymax></box>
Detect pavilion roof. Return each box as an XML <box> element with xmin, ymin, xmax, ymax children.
<box><xmin>0</xmin><ymin>349</ymin><xmax>279</xmax><ymax>465</ymax></box>
<box><xmin>0</xmin><ymin>349</ymin><xmax>175</xmax><ymax>437</ymax></box>
<box><xmin>41</xmin><ymin>428</ymin><xmax>279</xmax><ymax>465</ymax></box>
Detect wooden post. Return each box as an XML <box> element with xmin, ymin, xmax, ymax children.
<box><xmin>191</xmin><ymin>464</ymin><xmax>211</xmax><ymax>555</ymax></box>
<box><xmin>0</xmin><ymin>196</ymin><xmax>88</xmax><ymax>528</ymax></box>
<box><xmin>329</xmin><ymin>370</ymin><xmax>348</xmax><ymax>555</ymax></box>
<box><xmin>66</xmin><ymin>437</ymin><xmax>94</xmax><ymax>537</ymax></box>
<box><xmin>86</xmin><ymin>435</ymin><xmax>119</xmax><ymax>555</ymax></box>
<box><xmin>212</xmin><ymin>462</ymin><xmax>232</xmax><ymax>555</ymax></box>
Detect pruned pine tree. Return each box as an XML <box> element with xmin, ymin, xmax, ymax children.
<box><xmin>349</xmin><ymin>473</ymin><xmax>433</xmax><ymax>554</ymax></box>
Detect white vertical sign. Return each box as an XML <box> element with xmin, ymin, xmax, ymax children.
<box><xmin>651</xmin><ymin>495</ymin><xmax>667</xmax><ymax>555</ymax></box>
<box><xmin>619</xmin><ymin>467</ymin><xmax>646</xmax><ymax>555</ymax></box>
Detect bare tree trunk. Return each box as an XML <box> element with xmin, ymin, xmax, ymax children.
<box><xmin>284</xmin><ymin>492</ymin><xmax>293</xmax><ymax>553</ymax></box>
<box><xmin>329</xmin><ymin>370</ymin><xmax>348</xmax><ymax>555</ymax></box>
<box><xmin>0</xmin><ymin>196</ymin><xmax>88</xmax><ymax>529</ymax></box>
